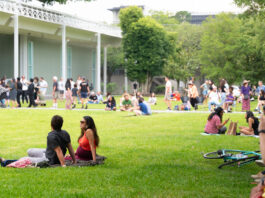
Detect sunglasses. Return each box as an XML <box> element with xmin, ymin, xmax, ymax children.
<box><xmin>80</xmin><ymin>121</ymin><xmax>85</xmax><ymax>124</ymax></box>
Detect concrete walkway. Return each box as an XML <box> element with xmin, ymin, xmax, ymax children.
<box><xmin>2</xmin><ymin>107</ymin><xmax>249</xmax><ymax>114</ymax></box>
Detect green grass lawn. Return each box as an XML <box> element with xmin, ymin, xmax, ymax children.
<box><xmin>0</xmin><ymin>108</ymin><xmax>261</xmax><ymax>197</ymax></box>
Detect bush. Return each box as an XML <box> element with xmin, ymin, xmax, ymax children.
<box><xmin>154</xmin><ymin>85</ymin><xmax>165</xmax><ymax>94</ymax></box>
<box><xmin>107</xmin><ymin>82</ymin><xmax>117</xmax><ymax>94</ymax></box>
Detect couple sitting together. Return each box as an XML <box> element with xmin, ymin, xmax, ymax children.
<box><xmin>204</xmin><ymin>107</ymin><xmax>260</xmax><ymax>136</ymax></box>
<box><xmin>1</xmin><ymin>115</ymin><xmax>99</xmax><ymax>167</ymax></box>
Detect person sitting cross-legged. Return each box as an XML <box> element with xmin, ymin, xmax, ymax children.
<box><xmin>239</xmin><ymin>111</ymin><xmax>259</xmax><ymax>136</ymax></box>
<box><xmin>105</xmin><ymin>95</ymin><xmax>116</xmax><ymax>111</ymax></box>
<box><xmin>133</xmin><ymin>97</ymin><xmax>151</xmax><ymax>116</ymax></box>
<box><xmin>204</xmin><ymin>107</ymin><xmax>230</xmax><ymax>134</ymax></box>
<box><xmin>120</xmin><ymin>94</ymin><xmax>132</xmax><ymax>111</ymax></box>
<box><xmin>88</xmin><ymin>92</ymin><xmax>98</xmax><ymax>104</ymax></box>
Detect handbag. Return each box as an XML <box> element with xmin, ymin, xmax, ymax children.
<box><xmin>227</xmin><ymin>121</ymin><xmax>237</xmax><ymax>135</ymax></box>
<box><xmin>243</xmin><ymin>94</ymin><xmax>249</xmax><ymax>100</ymax></box>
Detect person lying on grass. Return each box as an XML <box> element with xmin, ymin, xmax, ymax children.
<box><xmin>204</xmin><ymin>107</ymin><xmax>230</xmax><ymax>134</ymax></box>
<box><xmin>239</xmin><ymin>111</ymin><xmax>259</xmax><ymax>136</ymax></box>
<box><xmin>66</xmin><ymin>116</ymin><xmax>99</xmax><ymax>162</ymax></box>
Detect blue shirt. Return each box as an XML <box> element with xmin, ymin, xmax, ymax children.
<box><xmin>139</xmin><ymin>103</ymin><xmax>148</xmax><ymax>115</ymax></box>
<box><xmin>256</xmin><ymin>85</ymin><xmax>265</xmax><ymax>94</ymax></box>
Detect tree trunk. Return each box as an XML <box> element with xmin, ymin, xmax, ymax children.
<box><xmin>141</xmin><ymin>75</ymin><xmax>152</xmax><ymax>95</ymax></box>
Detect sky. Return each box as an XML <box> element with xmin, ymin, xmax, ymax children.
<box><xmin>29</xmin><ymin>0</ymin><xmax>245</xmax><ymax>24</ymax></box>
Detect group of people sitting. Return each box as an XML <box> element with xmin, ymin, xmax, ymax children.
<box><xmin>0</xmin><ymin>115</ymin><xmax>99</xmax><ymax>167</ymax></box>
<box><xmin>204</xmin><ymin>107</ymin><xmax>260</xmax><ymax>136</ymax></box>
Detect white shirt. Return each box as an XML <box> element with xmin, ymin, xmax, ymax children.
<box><xmin>165</xmin><ymin>81</ymin><xmax>172</xmax><ymax>94</ymax></box>
<box><xmin>21</xmin><ymin>79</ymin><xmax>28</xmax><ymax>91</ymax></box>
<box><xmin>209</xmin><ymin>91</ymin><xmax>220</xmax><ymax>103</ymax></box>
<box><xmin>39</xmin><ymin>80</ymin><xmax>48</xmax><ymax>95</ymax></box>
<box><xmin>58</xmin><ymin>81</ymin><xmax>65</xmax><ymax>91</ymax></box>
<box><xmin>70</xmin><ymin>81</ymin><xmax>75</xmax><ymax>90</ymax></box>
<box><xmin>77</xmin><ymin>80</ymin><xmax>82</xmax><ymax>90</ymax></box>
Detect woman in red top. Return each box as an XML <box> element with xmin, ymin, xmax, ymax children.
<box><xmin>75</xmin><ymin>116</ymin><xmax>99</xmax><ymax>162</ymax></box>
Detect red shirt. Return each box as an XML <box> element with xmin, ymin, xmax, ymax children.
<box><xmin>79</xmin><ymin>134</ymin><xmax>96</xmax><ymax>151</ymax></box>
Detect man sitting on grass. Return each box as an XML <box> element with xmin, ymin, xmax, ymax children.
<box><xmin>133</xmin><ymin>97</ymin><xmax>151</xmax><ymax>116</ymax></box>
<box><xmin>46</xmin><ymin>115</ymin><xmax>76</xmax><ymax>166</ymax></box>
<box><xmin>120</xmin><ymin>94</ymin><xmax>132</xmax><ymax>111</ymax></box>
<box><xmin>88</xmin><ymin>92</ymin><xmax>98</xmax><ymax>104</ymax></box>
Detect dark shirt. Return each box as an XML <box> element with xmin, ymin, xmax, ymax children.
<box><xmin>221</xmin><ymin>85</ymin><xmax>225</xmax><ymax>93</ymax></box>
<box><xmin>17</xmin><ymin>82</ymin><xmax>22</xmax><ymax>91</ymax></box>
<box><xmin>28</xmin><ymin>83</ymin><xmax>34</xmax><ymax>95</ymax></box>
<box><xmin>45</xmin><ymin>130</ymin><xmax>71</xmax><ymax>165</ymax></box>
<box><xmin>89</xmin><ymin>95</ymin><xmax>97</xmax><ymax>101</ymax></box>
<box><xmin>72</xmin><ymin>88</ymin><xmax>78</xmax><ymax>97</ymax></box>
<box><xmin>106</xmin><ymin>98</ymin><xmax>116</xmax><ymax>108</ymax></box>
<box><xmin>53</xmin><ymin>82</ymin><xmax>58</xmax><ymax>92</ymax></box>
<box><xmin>80</xmin><ymin>82</ymin><xmax>89</xmax><ymax>93</ymax></box>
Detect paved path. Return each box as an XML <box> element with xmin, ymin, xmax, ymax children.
<box><xmin>2</xmin><ymin>107</ymin><xmax>249</xmax><ymax>114</ymax></box>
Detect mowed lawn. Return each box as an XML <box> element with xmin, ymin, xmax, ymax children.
<box><xmin>0</xmin><ymin>109</ymin><xmax>261</xmax><ymax>197</ymax></box>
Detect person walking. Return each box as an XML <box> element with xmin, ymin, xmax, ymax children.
<box><xmin>164</xmin><ymin>77</ymin><xmax>172</xmax><ymax>110</ymax></box>
<box><xmin>52</xmin><ymin>76</ymin><xmax>59</xmax><ymax>108</ymax></box>
<box><xmin>16</xmin><ymin>77</ymin><xmax>23</xmax><ymax>108</ymax></box>
<box><xmin>28</xmin><ymin>78</ymin><xmax>36</xmax><ymax>108</ymax></box>
<box><xmin>241</xmin><ymin>80</ymin><xmax>251</xmax><ymax>111</ymax></box>
<box><xmin>188</xmin><ymin>81</ymin><xmax>199</xmax><ymax>110</ymax></box>
<box><xmin>65</xmin><ymin>79</ymin><xmax>72</xmax><ymax>110</ymax></box>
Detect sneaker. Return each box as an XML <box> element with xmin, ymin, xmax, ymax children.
<box><xmin>251</xmin><ymin>172</ymin><xmax>265</xmax><ymax>179</ymax></box>
<box><xmin>72</xmin><ymin>104</ymin><xmax>76</xmax><ymax>109</ymax></box>
<box><xmin>256</xmin><ymin>160</ymin><xmax>265</xmax><ymax>167</ymax></box>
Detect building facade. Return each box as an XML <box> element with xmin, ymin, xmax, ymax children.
<box><xmin>0</xmin><ymin>0</ymin><xmax>122</xmax><ymax>94</ymax></box>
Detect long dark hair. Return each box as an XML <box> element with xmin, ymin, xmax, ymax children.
<box><xmin>261</xmin><ymin>90</ymin><xmax>265</xmax><ymax>98</ymax></box>
<box><xmin>65</xmin><ymin>78</ymin><xmax>71</xmax><ymax>90</ymax></box>
<box><xmin>78</xmin><ymin>116</ymin><xmax>99</xmax><ymax>147</ymax></box>
<box><xmin>246</xmin><ymin>111</ymin><xmax>255</xmax><ymax>123</ymax></box>
<box><xmin>208</xmin><ymin>107</ymin><xmax>224</xmax><ymax>122</ymax></box>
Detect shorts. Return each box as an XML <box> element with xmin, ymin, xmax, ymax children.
<box><xmin>81</xmin><ymin>92</ymin><xmax>88</xmax><ymax>99</ymax></box>
<box><xmin>202</xmin><ymin>90</ymin><xmax>208</xmax><ymax>96</ymax></box>
<box><xmin>164</xmin><ymin>93</ymin><xmax>171</xmax><ymax>100</ymax></box>
<box><xmin>59</xmin><ymin>90</ymin><xmax>64</xmax><ymax>95</ymax></box>
<box><xmin>53</xmin><ymin>91</ymin><xmax>59</xmax><ymax>99</ymax></box>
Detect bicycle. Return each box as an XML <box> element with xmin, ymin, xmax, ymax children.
<box><xmin>203</xmin><ymin>149</ymin><xmax>261</xmax><ymax>169</ymax></box>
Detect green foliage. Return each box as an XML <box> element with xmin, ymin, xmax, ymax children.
<box><xmin>154</xmin><ymin>85</ymin><xmax>165</xmax><ymax>94</ymax></box>
<box><xmin>150</xmin><ymin>11</ymin><xmax>179</xmax><ymax>31</ymax></box>
<box><xmin>107</xmin><ymin>82</ymin><xmax>117</xmax><ymax>93</ymax></box>
<box><xmin>174</xmin><ymin>11</ymin><xmax>192</xmax><ymax>23</ymax></box>
<box><xmin>120</xmin><ymin>7</ymin><xmax>174</xmax><ymax>93</ymax></box>
<box><xmin>200</xmin><ymin>14</ymin><xmax>243</xmax><ymax>84</ymax></box>
<box><xmin>119</xmin><ymin>6</ymin><xmax>144</xmax><ymax>35</ymax></box>
<box><xmin>234</xmin><ymin>0</ymin><xmax>265</xmax><ymax>17</ymax></box>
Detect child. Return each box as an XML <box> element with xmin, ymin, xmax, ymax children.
<box><xmin>224</xmin><ymin>87</ymin><xmax>234</xmax><ymax>112</ymax></box>
<box><xmin>72</xmin><ymin>83</ymin><xmax>78</xmax><ymax>109</ymax></box>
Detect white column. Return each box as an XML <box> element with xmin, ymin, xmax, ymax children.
<box><xmin>96</xmin><ymin>33</ymin><xmax>101</xmax><ymax>92</ymax></box>
<box><xmin>124</xmin><ymin>68</ymin><xmax>128</xmax><ymax>92</ymax></box>
<box><xmin>19</xmin><ymin>35</ymin><xmax>28</xmax><ymax>78</ymax></box>
<box><xmin>61</xmin><ymin>25</ymin><xmax>67</xmax><ymax>82</ymax></box>
<box><xmin>103</xmin><ymin>46</ymin><xmax>107</xmax><ymax>95</ymax></box>
<box><xmin>14</xmin><ymin>14</ymin><xmax>19</xmax><ymax>78</ymax></box>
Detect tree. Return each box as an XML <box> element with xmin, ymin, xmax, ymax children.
<box><xmin>120</xmin><ymin>7</ymin><xmax>173</xmax><ymax>93</ymax></box>
<box><xmin>174</xmin><ymin>11</ymin><xmax>192</xmax><ymax>23</ymax></box>
<box><xmin>234</xmin><ymin>0</ymin><xmax>265</xmax><ymax>16</ymax></box>
<box><xmin>200</xmin><ymin>14</ymin><xmax>243</xmax><ymax>84</ymax></box>
<box><xmin>163</xmin><ymin>23</ymin><xmax>203</xmax><ymax>87</ymax></box>
<box><xmin>101</xmin><ymin>47</ymin><xmax>124</xmax><ymax>83</ymax></box>
<box><xmin>150</xmin><ymin>10</ymin><xmax>179</xmax><ymax>31</ymax></box>
<box><xmin>119</xmin><ymin>6</ymin><xmax>144</xmax><ymax>35</ymax></box>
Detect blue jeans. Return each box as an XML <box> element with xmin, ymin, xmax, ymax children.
<box><xmin>208</xmin><ymin>101</ymin><xmax>220</xmax><ymax>111</ymax></box>
<box><xmin>220</xmin><ymin>93</ymin><xmax>226</xmax><ymax>106</ymax></box>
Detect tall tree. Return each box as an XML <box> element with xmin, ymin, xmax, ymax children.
<box><xmin>200</xmin><ymin>14</ymin><xmax>243</xmax><ymax>84</ymax></box>
<box><xmin>120</xmin><ymin>7</ymin><xmax>173</xmax><ymax>93</ymax></box>
<box><xmin>234</xmin><ymin>0</ymin><xmax>265</xmax><ymax>16</ymax></box>
<box><xmin>174</xmin><ymin>11</ymin><xmax>192</xmax><ymax>23</ymax></box>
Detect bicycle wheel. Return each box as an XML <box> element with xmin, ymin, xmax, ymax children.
<box><xmin>204</xmin><ymin>150</ymin><xmax>224</xmax><ymax>159</ymax></box>
<box><xmin>218</xmin><ymin>156</ymin><xmax>259</xmax><ymax>169</ymax></box>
